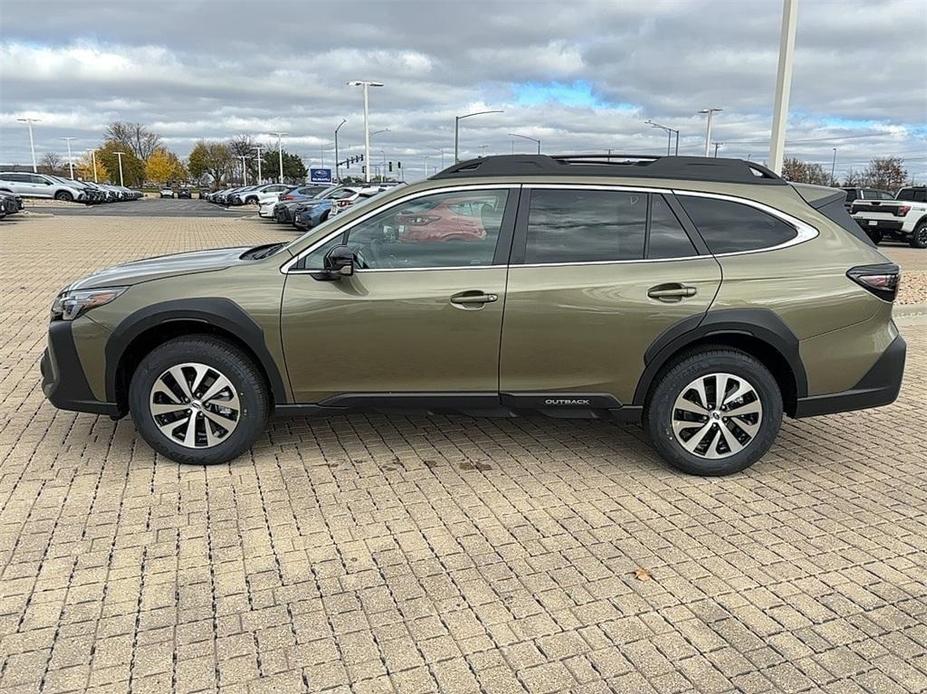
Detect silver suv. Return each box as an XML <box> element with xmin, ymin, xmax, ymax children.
<box><xmin>0</xmin><ymin>171</ymin><xmax>86</xmax><ymax>202</ymax></box>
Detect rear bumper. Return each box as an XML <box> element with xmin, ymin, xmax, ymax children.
<box><xmin>41</xmin><ymin>321</ymin><xmax>122</xmax><ymax>417</ymax></box>
<box><xmin>794</xmin><ymin>334</ymin><xmax>906</xmax><ymax>418</ymax></box>
<box><xmin>855</xmin><ymin>218</ymin><xmax>905</xmax><ymax>233</ymax></box>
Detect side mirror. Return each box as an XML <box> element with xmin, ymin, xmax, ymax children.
<box><xmin>312</xmin><ymin>244</ymin><xmax>355</xmax><ymax>281</ymax></box>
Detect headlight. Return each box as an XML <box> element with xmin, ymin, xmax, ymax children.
<box><xmin>51</xmin><ymin>287</ymin><xmax>127</xmax><ymax>321</ymax></box>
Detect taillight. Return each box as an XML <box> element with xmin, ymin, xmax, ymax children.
<box><xmin>847</xmin><ymin>263</ymin><xmax>901</xmax><ymax>302</ymax></box>
<box><xmin>895</xmin><ymin>205</ymin><xmax>911</xmax><ymax>217</ymax></box>
<box><xmin>336</xmin><ymin>199</ymin><xmax>351</xmax><ymax>207</ymax></box>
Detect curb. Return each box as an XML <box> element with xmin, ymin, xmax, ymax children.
<box><xmin>894</xmin><ymin>303</ymin><xmax>927</xmax><ymax>317</ymax></box>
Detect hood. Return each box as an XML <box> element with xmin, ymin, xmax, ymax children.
<box><xmin>68</xmin><ymin>246</ymin><xmax>262</xmax><ymax>290</ymax></box>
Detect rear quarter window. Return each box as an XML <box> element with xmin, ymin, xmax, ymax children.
<box><xmin>678</xmin><ymin>196</ymin><xmax>798</xmax><ymax>254</ymax></box>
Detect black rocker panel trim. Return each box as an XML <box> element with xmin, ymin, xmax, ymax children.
<box><xmin>104</xmin><ymin>298</ymin><xmax>289</xmax><ymax>405</ymax></box>
<box><xmin>634</xmin><ymin>308</ymin><xmax>808</xmax><ymax>406</ymax></box>
<box><xmin>289</xmin><ymin>392</ymin><xmax>633</xmax><ymax>421</ymax></box>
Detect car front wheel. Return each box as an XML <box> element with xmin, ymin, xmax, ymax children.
<box><xmin>644</xmin><ymin>348</ymin><xmax>783</xmax><ymax>476</ymax></box>
<box><xmin>129</xmin><ymin>336</ymin><xmax>269</xmax><ymax>464</ymax></box>
<box><xmin>55</xmin><ymin>190</ymin><xmax>73</xmax><ymax>202</ymax></box>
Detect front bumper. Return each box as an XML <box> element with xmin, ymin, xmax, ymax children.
<box><xmin>41</xmin><ymin>321</ymin><xmax>122</xmax><ymax>417</ymax></box>
<box><xmin>794</xmin><ymin>333</ymin><xmax>906</xmax><ymax>418</ymax></box>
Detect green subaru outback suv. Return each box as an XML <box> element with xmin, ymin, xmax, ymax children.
<box><xmin>41</xmin><ymin>155</ymin><xmax>906</xmax><ymax>475</ymax></box>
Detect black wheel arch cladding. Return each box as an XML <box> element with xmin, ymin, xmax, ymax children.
<box><xmin>105</xmin><ymin>298</ymin><xmax>288</xmax><ymax>406</ymax></box>
<box><xmin>634</xmin><ymin>308</ymin><xmax>808</xmax><ymax>406</ymax></box>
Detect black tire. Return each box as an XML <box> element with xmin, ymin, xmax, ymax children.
<box><xmin>867</xmin><ymin>229</ymin><xmax>883</xmax><ymax>245</ymax></box>
<box><xmin>54</xmin><ymin>190</ymin><xmax>73</xmax><ymax>202</ymax></box>
<box><xmin>128</xmin><ymin>336</ymin><xmax>269</xmax><ymax>464</ymax></box>
<box><xmin>644</xmin><ymin>347</ymin><xmax>783</xmax><ymax>476</ymax></box>
<box><xmin>245</xmin><ymin>196</ymin><xmax>257</xmax><ymax>205</ymax></box>
<box><xmin>910</xmin><ymin>222</ymin><xmax>927</xmax><ymax>249</ymax></box>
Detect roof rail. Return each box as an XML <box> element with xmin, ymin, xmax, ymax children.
<box><xmin>431</xmin><ymin>154</ymin><xmax>785</xmax><ymax>185</ymax></box>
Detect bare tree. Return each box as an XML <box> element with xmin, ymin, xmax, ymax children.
<box><xmin>105</xmin><ymin>121</ymin><xmax>163</xmax><ymax>162</ymax></box>
<box><xmin>782</xmin><ymin>157</ymin><xmax>831</xmax><ymax>186</ymax></box>
<box><xmin>862</xmin><ymin>157</ymin><xmax>907</xmax><ymax>193</ymax></box>
<box><xmin>228</xmin><ymin>135</ymin><xmax>258</xmax><ymax>182</ymax></box>
<box><xmin>39</xmin><ymin>152</ymin><xmax>64</xmax><ymax>175</ymax></box>
<box><xmin>842</xmin><ymin>169</ymin><xmax>866</xmax><ymax>187</ymax></box>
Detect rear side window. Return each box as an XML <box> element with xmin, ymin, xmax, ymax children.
<box><xmin>897</xmin><ymin>188</ymin><xmax>927</xmax><ymax>202</ymax></box>
<box><xmin>525</xmin><ymin>189</ymin><xmax>646</xmax><ymax>263</ymax></box>
<box><xmin>648</xmin><ymin>196</ymin><xmax>697</xmax><ymax>259</ymax></box>
<box><xmin>678</xmin><ymin>196</ymin><xmax>797</xmax><ymax>254</ymax></box>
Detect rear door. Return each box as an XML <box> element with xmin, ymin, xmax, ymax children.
<box><xmin>281</xmin><ymin>186</ymin><xmax>518</xmax><ymax>403</ymax></box>
<box><xmin>499</xmin><ymin>185</ymin><xmax>721</xmax><ymax>407</ymax></box>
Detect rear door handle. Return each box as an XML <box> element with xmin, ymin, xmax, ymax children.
<box><xmin>648</xmin><ymin>284</ymin><xmax>697</xmax><ymax>301</ymax></box>
<box><xmin>450</xmin><ymin>291</ymin><xmax>498</xmax><ymax>308</ymax></box>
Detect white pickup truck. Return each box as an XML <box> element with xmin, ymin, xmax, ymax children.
<box><xmin>851</xmin><ymin>186</ymin><xmax>927</xmax><ymax>248</ymax></box>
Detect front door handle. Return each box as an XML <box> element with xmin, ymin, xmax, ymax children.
<box><xmin>648</xmin><ymin>283</ymin><xmax>697</xmax><ymax>302</ymax></box>
<box><xmin>450</xmin><ymin>291</ymin><xmax>498</xmax><ymax>308</ymax></box>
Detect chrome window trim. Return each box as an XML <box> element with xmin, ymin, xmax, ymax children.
<box><xmin>281</xmin><ymin>184</ymin><xmax>519</xmax><ymax>274</ymax></box>
<box><xmin>671</xmin><ymin>189</ymin><xmax>819</xmax><ymax>256</ymax></box>
<box><xmin>514</xmin><ymin>185</ymin><xmax>819</xmax><ymax>269</ymax></box>
<box><xmin>281</xmin><ymin>182</ymin><xmax>821</xmax><ymax>274</ymax></box>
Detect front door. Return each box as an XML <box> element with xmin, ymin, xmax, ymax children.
<box><xmin>500</xmin><ymin>186</ymin><xmax>722</xmax><ymax>405</ymax></box>
<box><xmin>281</xmin><ymin>186</ymin><xmax>517</xmax><ymax>403</ymax></box>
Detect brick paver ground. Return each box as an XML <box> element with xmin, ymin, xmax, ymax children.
<box><xmin>1</xmin><ymin>212</ymin><xmax>925</xmax><ymax>694</ymax></box>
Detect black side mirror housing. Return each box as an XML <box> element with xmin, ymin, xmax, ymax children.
<box><xmin>312</xmin><ymin>244</ymin><xmax>355</xmax><ymax>281</ymax></box>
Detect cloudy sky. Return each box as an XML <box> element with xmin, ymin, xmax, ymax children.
<box><xmin>2</xmin><ymin>0</ymin><xmax>926</xmax><ymax>181</ymax></box>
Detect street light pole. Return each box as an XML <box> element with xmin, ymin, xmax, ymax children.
<box><xmin>431</xmin><ymin>147</ymin><xmax>447</xmax><ymax>170</ymax></box>
<box><xmin>238</xmin><ymin>155</ymin><xmax>248</xmax><ymax>185</ymax></box>
<box><xmin>698</xmin><ymin>108</ymin><xmax>722</xmax><ymax>157</ymax></box>
<box><xmin>454</xmin><ymin>110</ymin><xmax>504</xmax><ymax>162</ymax></box>
<box><xmin>334</xmin><ymin>119</ymin><xmax>347</xmax><ymax>182</ymax></box>
<box><xmin>253</xmin><ymin>145</ymin><xmax>264</xmax><ymax>183</ymax></box>
<box><xmin>114</xmin><ymin>151</ymin><xmax>125</xmax><ymax>187</ymax></box>
<box><xmin>769</xmin><ymin>0</ymin><xmax>798</xmax><ymax>175</ymax></box>
<box><xmin>90</xmin><ymin>149</ymin><xmax>98</xmax><ymax>182</ymax></box>
<box><xmin>830</xmin><ymin>147</ymin><xmax>838</xmax><ymax>186</ymax></box>
<box><xmin>508</xmin><ymin>133</ymin><xmax>541</xmax><ymax>154</ymax></box>
<box><xmin>347</xmin><ymin>80</ymin><xmax>384</xmax><ymax>183</ymax></box>
<box><xmin>271</xmin><ymin>132</ymin><xmax>288</xmax><ymax>183</ymax></box>
<box><xmin>712</xmin><ymin>142</ymin><xmax>724</xmax><ymax>157</ymax></box>
<box><xmin>16</xmin><ymin>118</ymin><xmax>40</xmax><ymax>173</ymax></box>
<box><xmin>644</xmin><ymin>120</ymin><xmax>680</xmax><ymax>156</ymax></box>
<box><xmin>60</xmin><ymin>137</ymin><xmax>76</xmax><ymax>178</ymax></box>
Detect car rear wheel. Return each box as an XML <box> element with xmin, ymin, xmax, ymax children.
<box><xmin>129</xmin><ymin>336</ymin><xmax>269</xmax><ymax>465</ymax></box>
<box><xmin>644</xmin><ymin>348</ymin><xmax>783</xmax><ymax>476</ymax></box>
<box><xmin>867</xmin><ymin>229</ymin><xmax>883</xmax><ymax>245</ymax></box>
<box><xmin>910</xmin><ymin>222</ymin><xmax>927</xmax><ymax>249</ymax></box>
<box><xmin>54</xmin><ymin>190</ymin><xmax>73</xmax><ymax>202</ymax></box>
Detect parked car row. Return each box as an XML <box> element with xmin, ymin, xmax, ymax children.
<box><xmin>849</xmin><ymin>185</ymin><xmax>927</xmax><ymax>247</ymax></box>
<box><xmin>202</xmin><ymin>183</ymin><xmax>292</xmax><ymax>206</ymax></box>
<box><xmin>160</xmin><ymin>187</ymin><xmax>195</xmax><ymax>199</ymax></box>
<box><xmin>264</xmin><ymin>183</ymin><xmax>401</xmax><ymax>230</ymax></box>
<box><xmin>0</xmin><ymin>171</ymin><xmax>142</xmax><ymax>204</ymax></box>
<box><xmin>1</xmin><ymin>192</ymin><xmax>24</xmax><ymax>219</ymax></box>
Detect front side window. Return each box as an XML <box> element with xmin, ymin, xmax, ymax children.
<box><xmin>678</xmin><ymin>196</ymin><xmax>797</xmax><ymax>254</ymax></box>
<box><xmin>300</xmin><ymin>189</ymin><xmax>508</xmax><ymax>270</ymax></box>
<box><xmin>524</xmin><ymin>189</ymin><xmax>646</xmax><ymax>264</ymax></box>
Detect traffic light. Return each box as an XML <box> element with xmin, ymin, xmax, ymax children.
<box><xmin>388</xmin><ymin>161</ymin><xmax>393</xmax><ymax>172</ymax></box>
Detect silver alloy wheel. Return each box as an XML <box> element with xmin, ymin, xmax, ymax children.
<box><xmin>149</xmin><ymin>362</ymin><xmax>240</xmax><ymax>449</ymax></box>
<box><xmin>671</xmin><ymin>372</ymin><xmax>763</xmax><ymax>460</ymax></box>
